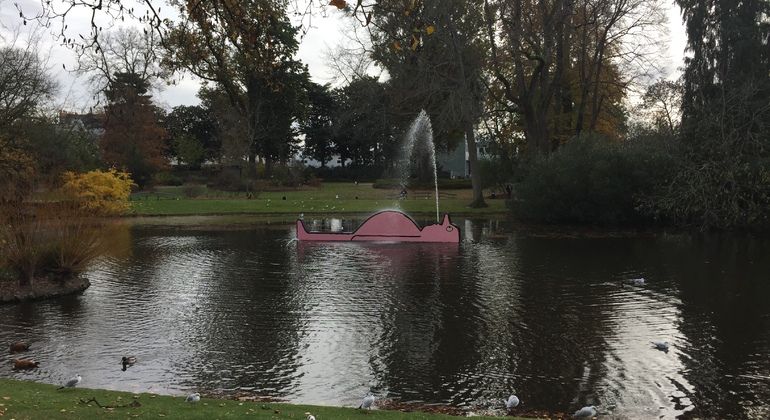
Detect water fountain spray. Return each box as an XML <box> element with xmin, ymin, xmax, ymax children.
<box><xmin>399</xmin><ymin>110</ymin><xmax>440</xmax><ymax>222</ymax></box>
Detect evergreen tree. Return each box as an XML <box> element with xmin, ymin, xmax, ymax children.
<box><xmin>101</xmin><ymin>72</ymin><xmax>167</xmax><ymax>187</ymax></box>
<box><xmin>656</xmin><ymin>0</ymin><xmax>770</xmax><ymax>228</ymax></box>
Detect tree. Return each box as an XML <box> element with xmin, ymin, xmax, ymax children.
<box><xmin>77</xmin><ymin>27</ymin><xmax>168</xmax><ymax>97</ymax></box>
<box><xmin>368</xmin><ymin>0</ymin><xmax>488</xmax><ymax>207</ymax></box>
<box><xmin>0</xmin><ymin>137</ymin><xmax>36</xmax><ymax>207</ymax></box>
<box><xmin>650</xmin><ymin>0</ymin><xmax>770</xmax><ymax>228</ymax></box>
<box><xmin>165</xmin><ymin>0</ymin><xmax>310</xmax><ymax>176</ymax></box>
<box><xmin>639</xmin><ymin>79</ymin><xmax>683</xmax><ymax>135</ymax></box>
<box><xmin>101</xmin><ymin>72</ymin><xmax>167</xmax><ymax>187</ymax></box>
<box><xmin>333</xmin><ymin>76</ymin><xmax>394</xmax><ymax>169</ymax></box>
<box><xmin>301</xmin><ymin>83</ymin><xmax>338</xmax><ymax>168</ymax></box>
<box><xmin>165</xmin><ymin>105</ymin><xmax>219</xmax><ymax>168</ymax></box>
<box><xmin>482</xmin><ymin>0</ymin><xmax>665</xmax><ymax>154</ymax></box>
<box><xmin>17</xmin><ymin>118</ymin><xmax>101</xmax><ymax>183</ymax></box>
<box><xmin>0</xmin><ymin>46</ymin><xmax>57</xmax><ymax>133</ymax></box>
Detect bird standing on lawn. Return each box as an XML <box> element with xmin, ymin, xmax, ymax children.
<box><xmin>58</xmin><ymin>374</ymin><xmax>81</xmax><ymax>390</ymax></box>
<box><xmin>358</xmin><ymin>393</ymin><xmax>375</xmax><ymax>409</ymax></box>
<box><xmin>505</xmin><ymin>394</ymin><xmax>520</xmax><ymax>410</ymax></box>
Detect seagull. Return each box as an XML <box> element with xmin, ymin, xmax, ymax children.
<box><xmin>304</xmin><ymin>412</ymin><xmax>316</xmax><ymax>420</ymax></box>
<box><xmin>505</xmin><ymin>394</ymin><xmax>520</xmax><ymax>410</ymax></box>
<box><xmin>573</xmin><ymin>405</ymin><xmax>598</xmax><ymax>418</ymax></box>
<box><xmin>185</xmin><ymin>392</ymin><xmax>201</xmax><ymax>403</ymax></box>
<box><xmin>652</xmin><ymin>341</ymin><xmax>670</xmax><ymax>352</ymax></box>
<box><xmin>630</xmin><ymin>278</ymin><xmax>645</xmax><ymax>286</ymax></box>
<box><xmin>58</xmin><ymin>374</ymin><xmax>81</xmax><ymax>390</ymax></box>
<box><xmin>358</xmin><ymin>393</ymin><xmax>375</xmax><ymax>410</ymax></box>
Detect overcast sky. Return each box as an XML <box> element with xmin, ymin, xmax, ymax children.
<box><xmin>0</xmin><ymin>0</ymin><xmax>688</xmax><ymax>112</ymax></box>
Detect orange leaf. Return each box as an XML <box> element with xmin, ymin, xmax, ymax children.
<box><xmin>426</xmin><ymin>25</ymin><xmax>435</xmax><ymax>35</ymax></box>
<box><xmin>393</xmin><ymin>41</ymin><xmax>402</xmax><ymax>51</ymax></box>
<box><xmin>329</xmin><ymin>0</ymin><xmax>346</xmax><ymax>9</ymax></box>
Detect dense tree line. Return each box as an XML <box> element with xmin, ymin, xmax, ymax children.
<box><xmin>3</xmin><ymin>0</ymin><xmax>768</xmax><ymax>227</ymax></box>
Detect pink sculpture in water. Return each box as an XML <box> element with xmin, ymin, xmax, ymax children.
<box><xmin>296</xmin><ymin>210</ymin><xmax>460</xmax><ymax>243</ymax></box>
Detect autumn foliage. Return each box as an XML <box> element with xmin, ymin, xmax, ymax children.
<box><xmin>0</xmin><ymin>137</ymin><xmax>36</xmax><ymax>206</ymax></box>
<box><xmin>60</xmin><ymin>169</ymin><xmax>135</xmax><ymax>216</ymax></box>
<box><xmin>101</xmin><ymin>73</ymin><xmax>167</xmax><ymax>187</ymax></box>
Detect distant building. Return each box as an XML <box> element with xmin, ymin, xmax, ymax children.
<box><xmin>436</xmin><ymin>134</ymin><xmax>494</xmax><ymax>178</ymax></box>
<box><xmin>297</xmin><ymin>154</ymin><xmax>352</xmax><ymax>168</ymax></box>
<box><xmin>58</xmin><ymin>111</ymin><xmax>105</xmax><ymax>137</ymax></box>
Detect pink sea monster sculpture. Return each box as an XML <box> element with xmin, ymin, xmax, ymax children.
<box><xmin>296</xmin><ymin>210</ymin><xmax>460</xmax><ymax>243</ymax></box>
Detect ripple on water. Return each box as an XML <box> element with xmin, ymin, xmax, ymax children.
<box><xmin>1</xmin><ymin>223</ymin><xmax>769</xmax><ymax>418</ymax></box>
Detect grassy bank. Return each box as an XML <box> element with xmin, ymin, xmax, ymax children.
<box><xmin>0</xmin><ymin>379</ymin><xmax>517</xmax><ymax>419</ymax></box>
<box><xmin>129</xmin><ymin>183</ymin><xmax>508</xmax><ymax>216</ymax></box>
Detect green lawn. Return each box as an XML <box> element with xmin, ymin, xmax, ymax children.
<box><xmin>129</xmin><ymin>182</ymin><xmax>508</xmax><ymax>216</ymax></box>
<box><xmin>0</xmin><ymin>379</ymin><xmax>521</xmax><ymax>419</ymax></box>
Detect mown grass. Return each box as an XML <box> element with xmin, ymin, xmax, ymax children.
<box><xmin>129</xmin><ymin>182</ymin><xmax>508</xmax><ymax>216</ymax></box>
<box><xmin>0</xmin><ymin>379</ymin><xmax>520</xmax><ymax>420</ymax></box>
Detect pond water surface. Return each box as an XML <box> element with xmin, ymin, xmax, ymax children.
<box><xmin>1</xmin><ymin>216</ymin><xmax>769</xmax><ymax>419</ymax></box>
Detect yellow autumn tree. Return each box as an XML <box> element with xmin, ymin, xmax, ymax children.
<box><xmin>60</xmin><ymin>169</ymin><xmax>135</xmax><ymax>216</ymax></box>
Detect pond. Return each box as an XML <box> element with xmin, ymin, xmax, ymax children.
<box><xmin>1</xmin><ymin>216</ymin><xmax>769</xmax><ymax>418</ymax></box>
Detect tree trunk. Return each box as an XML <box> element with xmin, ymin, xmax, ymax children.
<box><xmin>466</xmin><ymin>123</ymin><xmax>487</xmax><ymax>208</ymax></box>
<box><xmin>524</xmin><ymin>107</ymin><xmax>551</xmax><ymax>156</ymax></box>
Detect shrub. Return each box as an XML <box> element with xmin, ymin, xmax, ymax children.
<box><xmin>372</xmin><ymin>178</ymin><xmax>473</xmax><ymax>189</ymax></box>
<box><xmin>0</xmin><ymin>204</ymin><xmax>102</xmax><ymax>286</ymax></box>
<box><xmin>513</xmin><ymin>133</ymin><xmax>676</xmax><ymax>225</ymax></box>
<box><xmin>0</xmin><ymin>137</ymin><xmax>36</xmax><ymax>205</ymax></box>
<box><xmin>60</xmin><ymin>169</ymin><xmax>136</xmax><ymax>216</ymax></box>
<box><xmin>153</xmin><ymin>172</ymin><xmax>184</xmax><ymax>186</ymax></box>
<box><xmin>182</xmin><ymin>184</ymin><xmax>206</xmax><ymax>198</ymax></box>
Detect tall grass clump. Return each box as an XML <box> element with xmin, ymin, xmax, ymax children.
<box><xmin>0</xmin><ymin>204</ymin><xmax>103</xmax><ymax>286</ymax></box>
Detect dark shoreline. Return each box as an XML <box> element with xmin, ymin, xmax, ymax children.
<box><xmin>0</xmin><ymin>275</ymin><xmax>90</xmax><ymax>304</ymax></box>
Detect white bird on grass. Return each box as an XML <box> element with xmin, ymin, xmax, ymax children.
<box><xmin>58</xmin><ymin>374</ymin><xmax>81</xmax><ymax>390</ymax></box>
<box><xmin>185</xmin><ymin>392</ymin><xmax>201</xmax><ymax>403</ymax></box>
<box><xmin>358</xmin><ymin>393</ymin><xmax>375</xmax><ymax>410</ymax></box>
<box><xmin>505</xmin><ymin>394</ymin><xmax>520</xmax><ymax>410</ymax></box>
<box><xmin>573</xmin><ymin>405</ymin><xmax>598</xmax><ymax>418</ymax></box>
<box><xmin>304</xmin><ymin>412</ymin><xmax>316</xmax><ymax>420</ymax></box>
<box><xmin>651</xmin><ymin>341</ymin><xmax>670</xmax><ymax>352</ymax></box>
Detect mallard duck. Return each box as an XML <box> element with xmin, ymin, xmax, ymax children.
<box><xmin>9</xmin><ymin>341</ymin><xmax>30</xmax><ymax>353</ymax></box>
<box><xmin>13</xmin><ymin>359</ymin><xmax>40</xmax><ymax>369</ymax></box>
<box><xmin>122</xmin><ymin>356</ymin><xmax>137</xmax><ymax>371</ymax></box>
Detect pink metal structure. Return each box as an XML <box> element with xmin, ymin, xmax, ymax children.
<box><xmin>296</xmin><ymin>210</ymin><xmax>460</xmax><ymax>243</ymax></box>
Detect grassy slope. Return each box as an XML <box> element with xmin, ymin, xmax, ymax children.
<box><xmin>129</xmin><ymin>183</ymin><xmax>507</xmax><ymax>216</ymax></box>
<box><xmin>0</xmin><ymin>379</ymin><xmax>518</xmax><ymax>420</ymax></box>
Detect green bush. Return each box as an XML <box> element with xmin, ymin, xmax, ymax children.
<box><xmin>182</xmin><ymin>184</ymin><xmax>206</xmax><ymax>198</ymax></box>
<box><xmin>513</xmin><ymin>133</ymin><xmax>676</xmax><ymax>225</ymax></box>
<box><xmin>153</xmin><ymin>172</ymin><xmax>184</xmax><ymax>186</ymax></box>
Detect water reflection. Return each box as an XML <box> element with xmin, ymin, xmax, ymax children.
<box><xmin>0</xmin><ymin>218</ymin><xmax>768</xmax><ymax>418</ymax></box>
